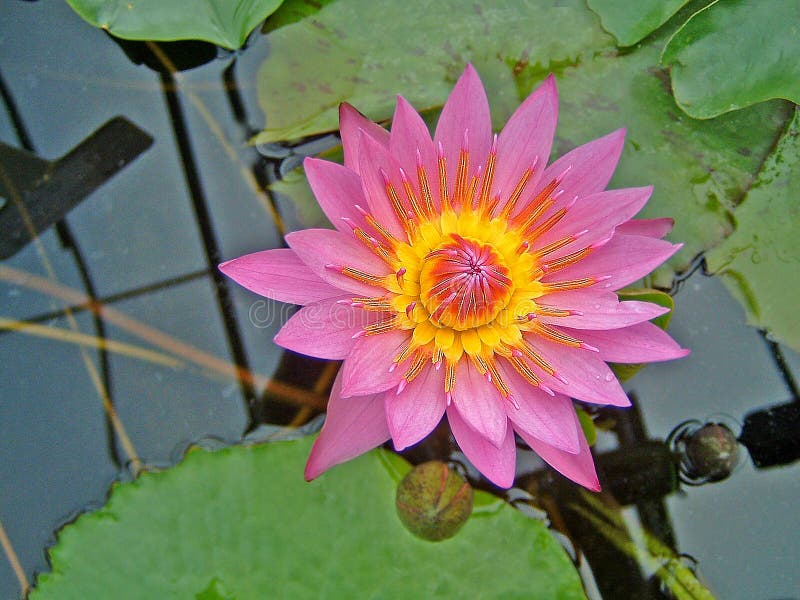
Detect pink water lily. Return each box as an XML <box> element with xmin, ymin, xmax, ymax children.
<box><xmin>221</xmin><ymin>65</ymin><xmax>689</xmax><ymax>490</ymax></box>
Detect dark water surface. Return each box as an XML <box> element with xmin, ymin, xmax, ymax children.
<box><xmin>1</xmin><ymin>3</ymin><xmax>798</xmax><ymax>599</ymax></box>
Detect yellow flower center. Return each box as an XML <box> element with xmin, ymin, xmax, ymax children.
<box><xmin>419</xmin><ymin>234</ymin><xmax>512</xmax><ymax>331</ymax></box>
<box><xmin>340</xmin><ymin>143</ymin><xmax>599</xmax><ymax>399</ymax></box>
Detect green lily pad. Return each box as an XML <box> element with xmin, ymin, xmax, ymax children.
<box><xmin>65</xmin><ymin>0</ymin><xmax>285</xmax><ymax>50</ymax></box>
<box><xmin>706</xmin><ymin>109</ymin><xmax>800</xmax><ymax>352</ymax></box>
<box><xmin>661</xmin><ymin>0</ymin><xmax>800</xmax><ymax>118</ymax></box>
<box><xmin>612</xmin><ymin>289</ymin><xmax>675</xmax><ymax>382</ymax></box>
<box><xmin>31</xmin><ymin>436</ymin><xmax>585</xmax><ymax>599</ymax></box>
<box><xmin>587</xmin><ymin>0</ymin><xmax>690</xmax><ymax>46</ymax></box>
<box><xmin>252</xmin><ymin>0</ymin><xmax>612</xmax><ymax>144</ymax></box>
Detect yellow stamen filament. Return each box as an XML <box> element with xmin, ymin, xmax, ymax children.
<box><xmin>365</xmin><ymin>315</ymin><xmax>399</xmax><ymax>335</ymax></box>
<box><xmin>499</xmin><ymin>167</ymin><xmax>534</xmax><ymax>220</ymax></box>
<box><xmin>341</xmin><ymin>266</ymin><xmax>386</xmax><ymax>286</ymax></box>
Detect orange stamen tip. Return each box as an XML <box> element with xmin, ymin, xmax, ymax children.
<box><xmin>556</xmin><ymin>164</ymin><xmax>573</xmax><ymax>182</ymax></box>
<box><xmin>445</xmin><ymin>391</ymin><xmax>453</xmax><ymax>405</ymax></box>
<box><xmin>554</xmin><ymin>372</ymin><xmax>568</xmax><ymax>385</ymax></box>
<box><xmin>581</xmin><ymin>342</ymin><xmax>600</xmax><ymax>352</ymax></box>
<box><xmin>325</xmin><ymin>263</ymin><xmax>343</xmax><ymax>272</ymax></box>
<box><xmin>508</xmin><ymin>394</ymin><xmax>520</xmax><ymax>410</ymax></box>
<box><xmin>539</xmin><ymin>383</ymin><xmax>555</xmax><ymax>397</ymax></box>
<box><xmin>397</xmin><ymin>379</ymin><xmax>407</xmax><ymax>395</ymax></box>
<box><xmin>352</xmin><ymin>330</ymin><xmax>366</xmax><ymax>339</ymax></box>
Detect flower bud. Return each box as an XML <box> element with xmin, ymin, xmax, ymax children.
<box><xmin>685</xmin><ymin>423</ymin><xmax>740</xmax><ymax>482</ymax></box>
<box><xmin>395</xmin><ymin>461</ymin><xmax>473</xmax><ymax>541</ymax></box>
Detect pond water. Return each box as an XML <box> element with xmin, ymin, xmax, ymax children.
<box><xmin>1</xmin><ymin>2</ymin><xmax>798</xmax><ymax>599</ymax></box>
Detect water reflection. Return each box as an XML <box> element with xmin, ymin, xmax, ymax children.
<box><xmin>0</xmin><ymin>2</ymin><xmax>798</xmax><ymax>600</ymax></box>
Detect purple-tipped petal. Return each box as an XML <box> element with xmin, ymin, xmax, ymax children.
<box><xmin>536</xmin><ymin>290</ymin><xmax>671</xmax><ymax>330</ymax></box>
<box><xmin>357</xmin><ymin>131</ymin><xmax>408</xmax><ymax>237</ymax></box>
<box><xmin>519</xmin><ymin>129</ymin><xmax>626</xmax><ymax>219</ymax></box>
<box><xmin>492</xmin><ymin>75</ymin><xmax>558</xmax><ymax>208</ymax></box>
<box><xmin>447</xmin><ymin>404</ymin><xmax>516</xmax><ymax>488</ymax></box>
<box><xmin>305</xmin><ymin>370</ymin><xmax>389</xmax><ymax>481</ymax></box>
<box><xmin>385</xmin><ymin>366</ymin><xmax>446</xmax><ymax>450</ymax></box>
<box><xmin>340</xmin><ymin>102</ymin><xmax>389</xmax><ymax>172</ymax></box>
<box><xmin>304</xmin><ymin>158</ymin><xmax>368</xmax><ymax>233</ymax></box>
<box><xmin>452</xmin><ymin>359</ymin><xmax>508</xmax><ymax>448</ymax></box>
<box><xmin>572</xmin><ymin>322</ymin><xmax>690</xmax><ymax>364</ymax></box>
<box><xmin>547</xmin><ymin>234</ymin><xmax>681</xmax><ymax>291</ymax></box>
<box><xmin>532</xmin><ymin>186</ymin><xmax>653</xmax><ymax>258</ymax></box>
<box><xmin>389</xmin><ymin>95</ymin><xmax>440</xmax><ymax>207</ymax></box>
<box><xmin>274</xmin><ymin>296</ymin><xmax>390</xmax><ymax>360</ymax></box>
<box><xmin>529</xmin><ymin>336</ymin><xmax>631</xmax><ymax>407</ymax></box>
<box><xmin>616</xmin><ymin>217</ymin><xmax>674</xmax><ymax>239</ymax></box>
<box><xmin>219</xmin><ymin>249</ymin><xmax>340</xmax><ymax>305</ymax></box>
<box><xmin>340</xmin><ymin>329</ymin><xmax>409</xmax><ymax>397</ymax></box>
<box><xmin>433</xmin><ymin>64</ymin><xmax>492</xmax><ymax>192</ymax></box>
<box><xmin>498</xmin><ymin>362</ymin><xmax>580</xmax><ymax>454</ymax></box>
<box><xmin>516</xmin><ymin>410</ymin><xmax>600</xmax><ymax>491</ymax></box>
<box><xmin>286</xmin><ymin>228</ymin><xmax>390</xmax><ymax>297</ymax></box>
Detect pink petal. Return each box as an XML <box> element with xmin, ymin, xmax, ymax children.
<box><xmin>517</xmin><ymin>129</ymin><xmax>626</xmax><ymax>218</ymax></box>
<box><xmin>570</xmin><ymin>322</ymin><xmax>690</xmax><ymax>364</ymax></box>
<box><xmin>219</xmin><ymin>249</ymin><xmax>340</xmax><ymax>305</ymax></box>
<box><xmin>452</xmin><ymin>359</ymin><xmax>509</xmax><ymax>448</ymax></box>
<box><xmin>285</xmin><ymin>228</ymin><xmax>390</xmax><ymax>297</ymax></box>
<box><xmin>340</xmin><ymin>102</ymin><xmax>389</xmax><ymax>172</ymax></box>
<box><xmin>433</xmin><ymin>64</ymin><xmax>492</xmax><ymax>195</ymax></box>
<box><xmin>305</xmin><ymin>370</ymin><xmax>389</xmax><ymax>481</ymax></box>
<box><xmin>447</xmin><ymin>404</ymin><xmax>516</xmax><ymax>488</ymax></box>
<box><xmin>340</xmin><ymin>329</ymin><xmax>408</xmax><ymax>397</ymax></box>
<box><xmin>274</xmin><ymin>296</ymin><xmax>390</xmax><ymax>360</ymax></box>
<box><xmin>303</xmin><ymin>158</ymin><xmax>368</xmax><ymax>233</ymax></box>
<box><xmin>357</xmin><ymin>131</ymin><xmax>408</xmax><ymax>238</ymax></box>
<box><xmin>385</xmin><ymin>366</ymin><xmax>446</xmax><ymax>450</ymax></box>
<box><xmin>498</xmin><ymin>362</ymin><xmax>580</xmax><ymax>454</ymax></box>
<box><xmin>616</xmin><ymin>217</ymin><xmax>674</xmax><ymax>239</ymax></box>
<box><xmin>536</xmin><ymin>290</ymin><xmax>670</xmax><ymax>330</ymax></box>
<box><xmin>528</xmin><ymin>335</ymin><xmax>631</xmax><ymax>407</ymax></box>
<box><xmin>545</xmin><ymin>234</ymin><xmax>681</xmax><ymax>291</ymax></box>
<box><xmin>532</xmin><ymin>186</ymin><xmax>653</xmax><ymax>258</ymax></box>
<box><xmin>389</xmin><ymin>95</ymin><xmax>440</xmax><ymax>208</ymax></box>
<box><xmin>493</xmin><ymin>75</ymin><xmax>558</xmax><ymax>210</ymax></box>
<box><xmin>516</xmin><ymin>410</ymin><xmax>600</xmax><ymax>491</ymax></box>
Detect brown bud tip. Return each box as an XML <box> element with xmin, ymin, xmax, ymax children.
<box><xmin>395</xmin><ymin>461</ymin><xmax>473</xmax><ymax>542</ymax></box>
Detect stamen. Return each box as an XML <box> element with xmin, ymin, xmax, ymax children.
<box><xmin>416</xmin><ymin>148</ymin><xmax>435</xmax><ymax>216</ymax></box>
<box><xmin>403</xmin><ymin>350</ymin><xmax>429</xmax><ymax>383</ymax></box>
<box><xmin>540</xmin><ymin>246</ymin><xmax>594</xmax><ymax>274</ymax></box>
<box><xmin>445</xmin><ymin>361</ymin><xmax>456</xmax><ymax>395</ymax></box>
<box><xmin>354</xmin><ymin>204</ymin><xmax>401</xmax><ymax>248</ymax></box>
<box><xmin>527</xmin><ymin>321</ymin><xmax>585</xmax><ymax>348</ymax></box>
<box><xmin>399</xmin><ymin>167</ymin><xmax>425</xmax><ymax>219</ymax></box>
<box><xmin>511</xmin><ymin>174</ymin><xmax>559</xmax><ymax>228</ymax></box>
<box><xmin>540</xmin><ymin>276</ymin><xmax>600</xmax><ymax>292</ymax></box>
<box><xmin>395</xmin><ymin>267</ymin><xmax>407</xmax><ymax>288</ymax></box>
<box><xmin>350</xmin><ymin>296</ymin><xmax>393</xmax><ymax>311</ymax></box>
<box><xmin>477</xmin><ymin>135</ymin><xmax>498</xmax><ymax>213</ymax></box>
<box><xmin>405</xmin><ymin>301</ymin><xmax>417</xmax><ymax>319</ymax></box>
<box><xmin>499</xmin><ymin>157</ymin><xmax>538</xmax><ymax>220</ymax></box>
<box><xmin>329</xmin><ymin>264</ymin><xmax>385</xmax><ymax>287</ymax></box>
<box><xmin>452</xmin><ymin>131</ymin><xmax>470</xmax><ymax>208</ymax></box>
<box><xmin>519</xmin><ymin>340</ymin><xmax>556</xmax><ymax>376</ymax></box>
<box><xmin>364</xmin><ymin>315</ymin><xmax>398</xmax><ymax>335</ymax></box>
<box><xmin>525</xmin><ymin>207</ymin><xmax>569</xmax><ymax>240</ymax></box>
<box><xmin>438</xmin><ymin>142</ymin><xmax>450</xmax><ymax>211</ymax></box>
<box><xmin>382</xmin><ymin>169</ymin><xmax>412</xmax><ymax>234</ymax></box>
